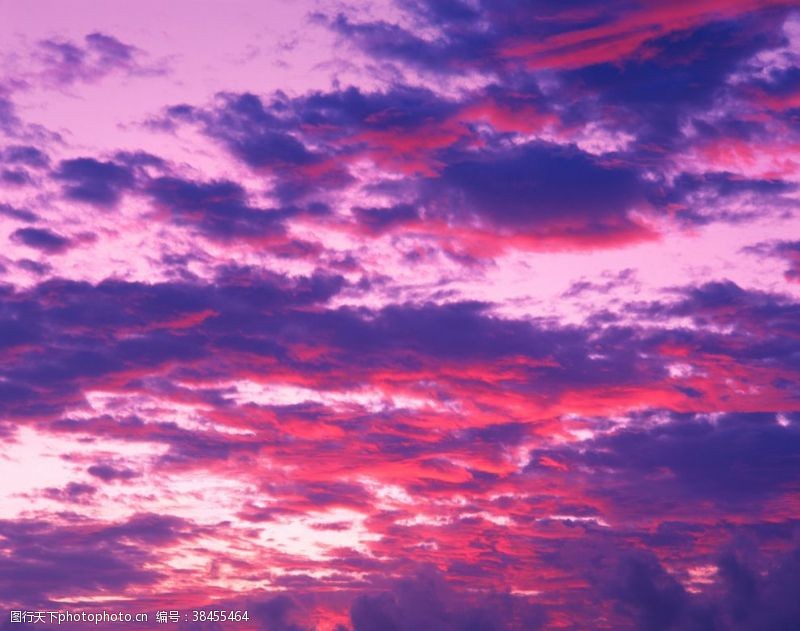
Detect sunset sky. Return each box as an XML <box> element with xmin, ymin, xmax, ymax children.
<box><xmin>1</xmin><ymin>1</ymin><xmax>800</xmax><ymax>629</ymax></box>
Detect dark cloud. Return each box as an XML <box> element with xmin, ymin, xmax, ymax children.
<box><xmin>327</xmin><ymin>0</ymin><xmax>788</xmax><ymax>87</ymax></box>
<box><xmin>0</xmin><ymin>515</ymin><xmax>177</xmax><ymax>605</ymax></box>
<box><xmin>315</xmin><ymin>0</ymin><xmax>800</xmax><ymax>237</ymax></box>
<box><xmin>614</xmin><ymin>542</ymin><xmax>800</xmax><ymax>630</ymax></box>
<box><xmin>603</xmin><ymin>551</ymin><xmax>716</xmax><ymax>631</ymax></box>
<box><xmin>37</xmin><ymin>32</ymin><xmax>151</xmax><ymax>86</ymax></box>
<box><xmin>99</xmin><ymin>513</ymin><xmax>198</xmax><ymax>545</ymax></box>
<box><xmin>0</xmin><ymin>203</ymin><xmax>38</xmax><ymax>223</ymax></box>
<box><xmin>350</xmin><ymin>566</ymin><xmax>546</xmax><ymax>631</ymax></box>
<box><xmin>351</xmin><ymin>204</ymin><xmax>419</xmax><ymax>234</ymax></box>
<box><xmin>665</xmin><ymin>281</ymin><xmax>800</xmax><ymax>350</ymax></box>
<box><xmin>326</xmin><ymin>11</ymin><xmax>491</xmax><ymax>75</ymax></box>
<box><xmin>566</xmin><ymin>15</ymin><xmax>784</xmax><ymax>145</ymax></box>
<box><xmin>84</xmin><ymin>32</ymin><xmax>136</xmax><ymax>65</ymax></box>
<box><xmin>518</xmin><ymin>523</ymin><xmax>800</xmax><ymax>630</ymax></box>
<box><xmin>292</xmin><ymin>84</ymin><xmax>456</xmax><ymax>132</ymax></box>
<box><xmin>7</xmin><ymin>274</ymin><xmax>798</xmax><ymax>427</ymax></box>
<box><xmin>425</xmin><ymin>142</ymin><xmax>647</xmax><ymax>237</ymax></box>
<box><xmin>87</xmin><ymin>463</ymin><xmax>139</xmax><ymax>482</ymax></box>
<box><xmin>158</xmin><ymin>80</ymin><xmax>782</xmax><ymax>245</ymax></box>
<box><xmin>11</xmin><ymin>227</ymin><xmax>72</xmax><ymax>254</ymax></box>
<box><xmin>160</xmin><ymin>86</ymin><xmax>458</xmax><ymax>201</ymax></box>
<box><xmin>529</xmin><ymin>411</ymin><xmax>800</xmax><ymax>508</ymax></box>
<box><xmin>658</xmin><ymin>172</ymin><xmax>796</xmax><ymax>225</ymax></box>
<box><xmin>250</xmin><ymin>594</ymin><xmax>306</xmax><ymax>631</ymax></box>
<box><xmin>16</xmin><ymin>258</ymin><xmax>52</xmax><ymax>275</ymax></box>
<box><xmin>0</xmin><ymin>273</ymin><xmax>344</xmax><ymax>419</ymax></box>
<box><xmin>145</xmin><ymin>176</ymin><xmax>288</xmax><ymax>240</ymax></box>
<box><xmin>54</xmin><ymin>157</ymin><xmax>135</xmax><ymax>206</ymax></box>
<box><xmin>723</xmin><ymin>546</ymin><xmax>800</xmax><ymax>630</ymax></box>
<box><xmin>2</xmin><ymin>3</ymin><xmax>800</xmax><ymax>626</ymax></box>
<box><xmin>0</xmin><ymin>96</ymin><xmax>21</xmax><ymax>134</ymax></box>
<box><xmin>172</xmin><ymin>92</ymin><xmax>318</xmax><ymax>170</ymax></box>
<box><xmin>41</xmin><ymin>481</ymin><xmax>97</xmax><ymax>503</ymax></box>
<box><xmin>746</xmin><ymin>241</ymin><xmax>800</xmax><ymax>283</ymax></box>
<box><xmin>0</xmin><ymin>139</ymin><xmax>48</xmax><ymax>181</ymax></box>
<box><xmin>1</xmin><ymin>168</ymin><xmax>31</xmax><ymax>186</ymax></box>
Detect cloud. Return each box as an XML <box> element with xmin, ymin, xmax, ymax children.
<box><xmin>2</xmin><ymin>3</ymin><xmax>800</xmax><ymax>625</ymax></box>
<box><xmin>746</xmin><ymin>240</ymin><xmax>800</xmax><ymax>283</ymax></box>
<box><xmin>349</xmin><ymin>567</ymin><xmax>547</xmax><ymax>631</ymax></box>
<box><xmin>422</xmin><ymin>142</ymin><xmax>651</xmax><ymax>244</ymax></box>
<box><xmin>0</xmin><ymin>515</ymin><xmax>176</xmax><ymax>605</ymax></box>
<box><xmin>11</xmin><ymin>227</ymin><xmax>72</xmax><ymax>254</ymax></box>
<box><xmin>531</xmin><ymin>411</ymin><xmax>800</xmax><ymax>512</ymax></box>
<box><xmin>37</xmin><ymin>32</ymin><xmax>158</xmax><ymax>86</ymax></box>
<box><xmin>0</xmin><ymin>203</ymin><xmax>38</xmax><ymax>223</ymax></box>
<box><xmin>87</xmin><ymin>463</ymin><xmax>139</xmax><ymax>482</ymax></box>
<box><xmin>145</xmin><ymin>176</ymin><xmax>289</xmax><ymax>241</ymax></box>
<box><xmin>2</xmin><ymin>145</ymin><xmax>49</xmax><ymax>168</ymax></box>
<box><xmin>0</xmin><ymin>96</ymin><xmax>20</xmax><ymax>133</ymax></box>
<box><xmin>167</xmin><ymin>93</ymin><xmax>291</xmax><ymax>162</ymax></box>
<box><xmin>351</xmin><ymin>204</ymin><xmax>420</xmax><ymax>234</ymax></box>
<box><xmin>327</xmin><ymin>0</ymin><xmax>794</xmax><ymax>77</ymax></box>
<box><xmin>0</xmin><ymin>272</ymin><xmax>345</xmax><ymax>419</ymax></box>
<box><xmin>54</xmin><ymin>157</ymin><xmax>135</xmax><ymax>207</ymax></box>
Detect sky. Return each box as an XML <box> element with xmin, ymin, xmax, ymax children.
<box><xmin>1</xmin><ymin>0</ymin><xmax>799</xmax><ymax>629</ymax></box>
